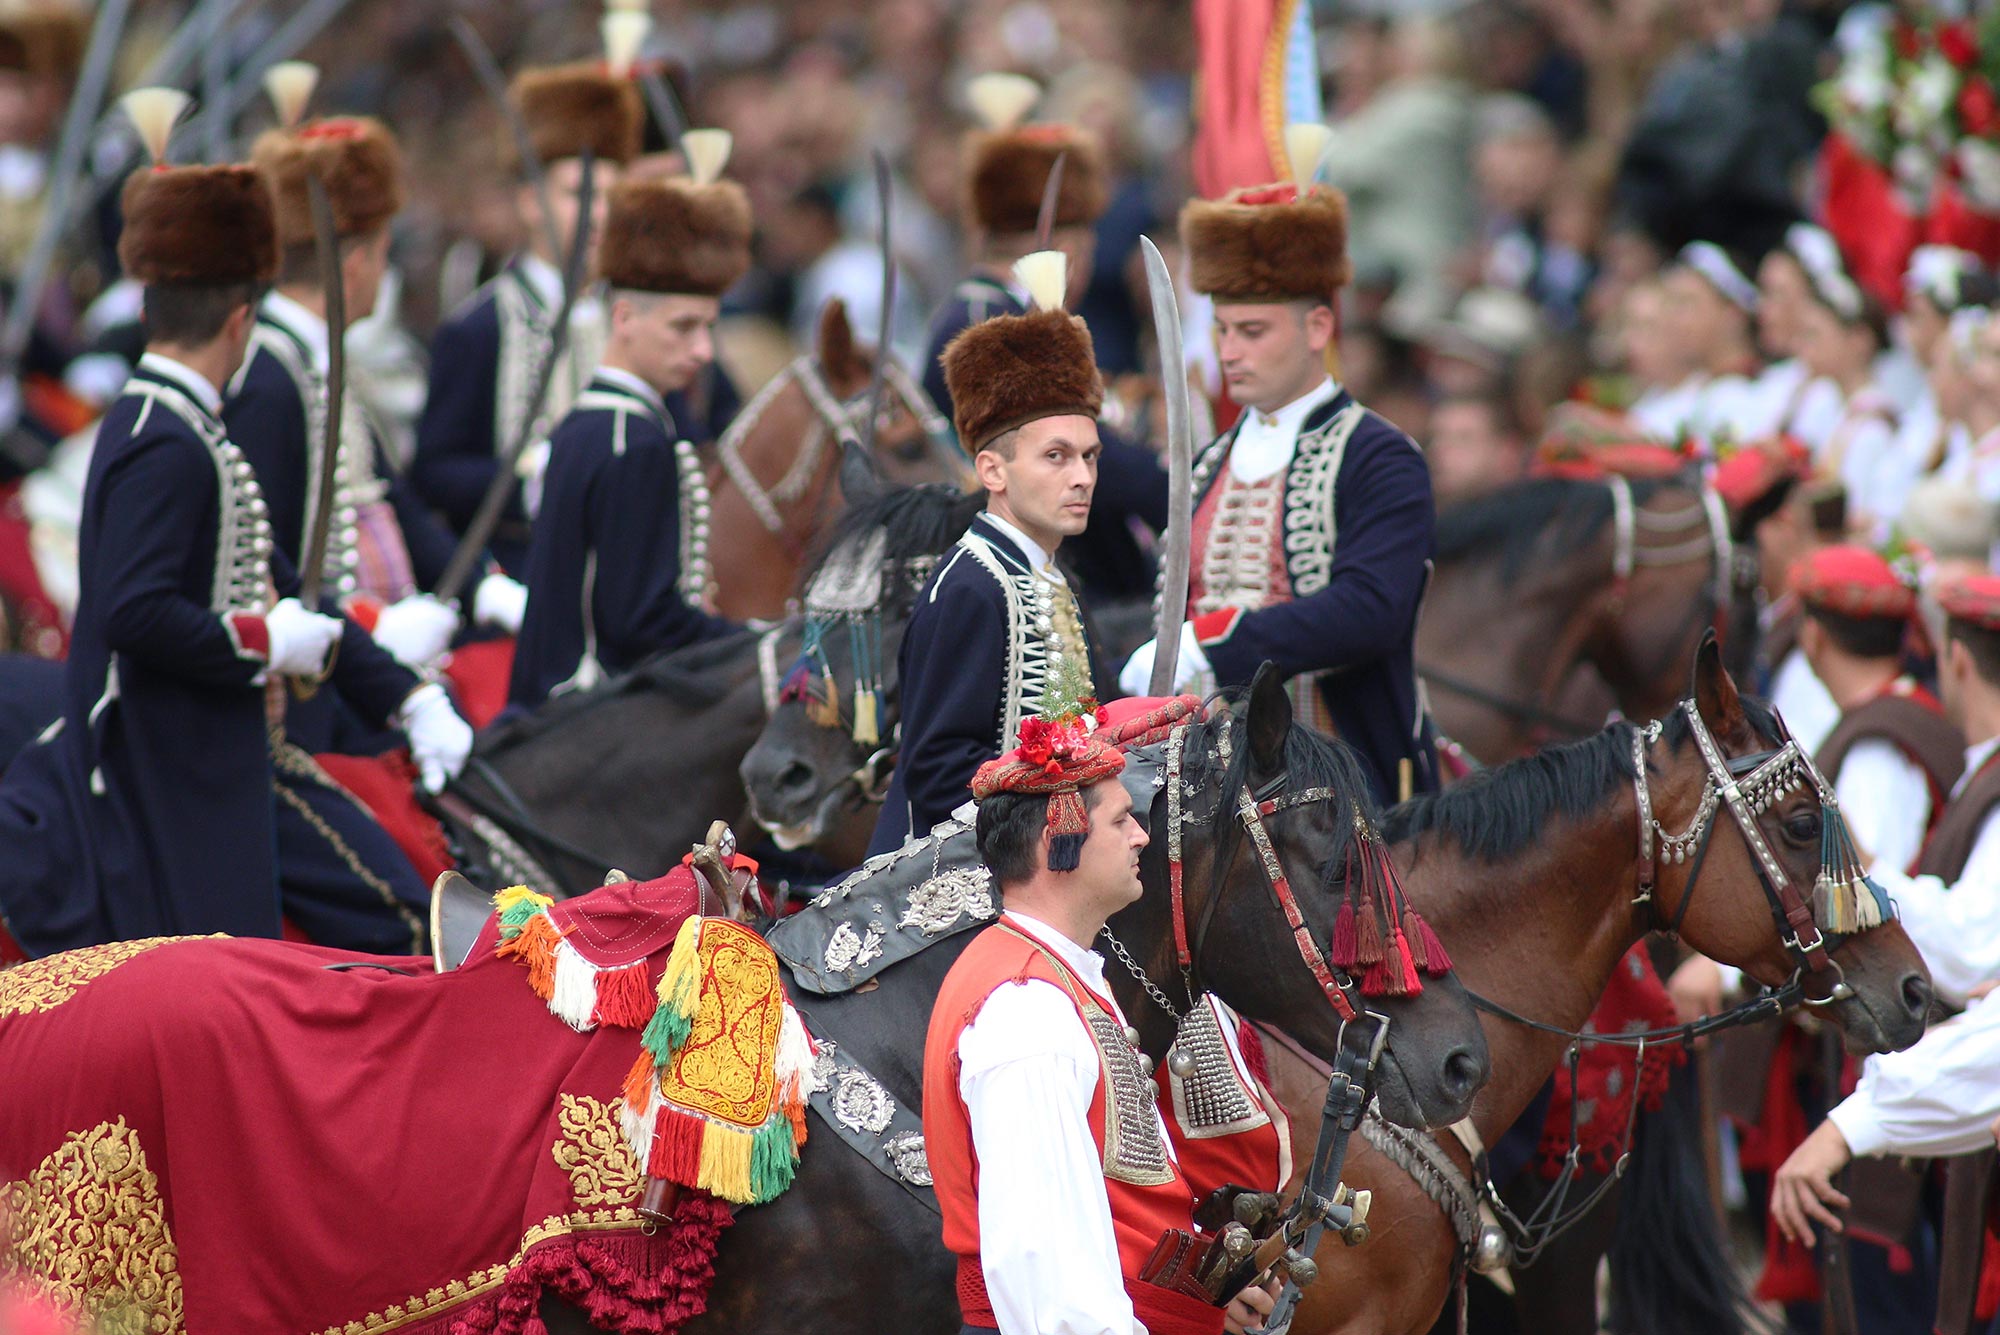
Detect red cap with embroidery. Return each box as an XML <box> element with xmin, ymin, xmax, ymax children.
<box><xmin>1790</xmin><ymin>546</ymin><xmax>1916</xmax><ymax>619</ymax></box>
<box><xmin>1711</xmin><ymin>437</ymin><xmax>1810</xmax><ymax>511</ymax></box>
<box><xmin>1939</xmin><ymin>575</ymin><xmax>2000</xmax><ymax>630</ymax></box>
<box><xmin>971</xmin><ymin>712</ymin><xmax>1124</xmax><ymax>872</ymax></box>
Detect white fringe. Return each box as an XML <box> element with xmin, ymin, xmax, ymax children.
<box><xmin>774</xmin><ymin>1002</ymin><xmax>815</xmax><ymax>1104</ymax></box>
<box><xmin>548</xmin><ymin>940</ymin><xmax>600</xmax><ymax>1031</ymax></box>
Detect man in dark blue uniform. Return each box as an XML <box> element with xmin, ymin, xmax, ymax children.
<box><xmin>0</xmin><ymin>100</ymin><xmax>468</xmax><ymax>955</ymax></box>
<box><xmin>506</xmin><ymin>154</ymin><xmax>751</xmax><ymax>711</ymax></box>
<box><xmin>868</xmin><ymin>250</ymin><xmax>1104</xmax><ymax>854</ymax></box>
<box><xmin>1120</xmin><ymin>171</ymin><xmax>1438</xmax><ymax>803</ymax></box>
<box><xmin>220</xmin><ymin>106</ymin><xmax>491</xmax><ymax>949</ymax></box>
<box><xmin>919</xmin><ymin>76</ymin><xmax>1164</xmax><ymax>605</ymax></box>
<box><xmin>411</xmin><ymin>61</ymin><xmax>640</xmax><ymax>575</ymax></box>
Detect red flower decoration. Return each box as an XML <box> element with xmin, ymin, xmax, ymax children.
<box><xmin>1894</xmin><ymin>21</ymin><xmax>1922</xmax><ymax>60</ymax></box>
<box><xmin>1939</xmin><ymin>22</ymin><xmax>1979</xmax><ymax>71</ymax></box>
<box><xmin>1236</xmin><ymin>183</ymin><xmax>1300</xmax><ymax>207</ymax></box>
<box><xmin>1961</xmin><ymin>79</ymin><xmax>1999</xmax><ymax>137</ymax></box>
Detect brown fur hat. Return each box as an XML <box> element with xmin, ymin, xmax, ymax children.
<box><xmin>118</xmin><ymin>165</ymin><xmax>278</xmax><ymax>287</ymax></box>
<box><xmin>966</xmin><ymin>125</ymin><xmax>1106</xmax><ymax>236</ymax></box>
<box><xmin>509</xmin><ymin>63</ymin><xmax>643</xmax><ymax>171</ymax></box>
<box><xmin>251</xmin><ymin>117</ymin><xmax>403</xmax><ymax>246</ymax></box>
<box><xmin>1181</xmin><ymin>184</ymin><xmax>1352</xmax><ymax>303</ymax></box>
<box><xmin>598</xmin><ymin>177</ymin><xmax>752</xmax><ymax>297</ymax></box>
<box><xmin>0</xmin><ymin>7</ymin><xmax>86</xmax><ymax>80</ymax></box>
<box><xmin>942</xmin><ymin>308</ymin><xmax>1103</xmax><ymax>450</ymax></box>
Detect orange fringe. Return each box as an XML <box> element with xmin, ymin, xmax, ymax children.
<box><xmin>622</xmin><ymin>1048</ymin><xmax>657</xmax><ymax>1116</ymax></box>
<box><xmin>496</xmin><ymin>912</ymin><xmax>566</xmax><ymax>998</ymax></box>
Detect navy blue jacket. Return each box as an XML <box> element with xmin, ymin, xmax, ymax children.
<box><xmin>414</xmin><ymin>263</ymin><xmax>741</xmax><ymax>573</ymax></box>
<box><xmin>508</xmin><ymin>372</ymin><xmax>735</xmax><ymax>710</ymax></box>
<box><xmin>866</xmin><ymin>515</ymin><xmax>1103</xmax><ymax>856</ymax></box>
<box><xmin>1</xmin><ymin>361</ymin><xmax>290</xmax><ymax>950</ymax></box>
<box><xmin>921</xmin><ymin>274</ymin><xmax>1167</xmax><ymax>603</ymax></box>
<box><xmin>1192</xmin><ymin>392</ymin><xmax>1439</xmax><ymax>803</ymax></box>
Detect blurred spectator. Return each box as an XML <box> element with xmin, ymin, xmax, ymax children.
<box><xmin>1472</xmin><ymin>93</ymin><xmax>1592</xmax><ymax>330</ymax></box>
<box><xmin>1428</xmin><ymin>388</ymin><xmax>1528</xmax><ymax>506</ymax></box>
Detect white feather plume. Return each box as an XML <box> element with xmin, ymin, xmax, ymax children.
<box><xmin>1013</xmin><ymin>249</ymin><xmax>1067</xmax><ymax>312</ymax></box>
<box><xmin>604</xmin><ymin>0</ymin><xmax>649</xmax><ymax>10</ymax></box>
<box><xmin>1284</xmin><ymin>122</ymin><xmax>1333</xmax><ymax>193</ymax></box>
<box><xmin>600</xmin><ymin>11</ymin><xmax>650</xmax><ymax>78</ymax></box>
<box><xmin>263</xmin><ymin>61</ymin><xmax>319</xmax><ymax>131</ymax></box>
<box><xmin>966</xmin><ymin>72</ymin><xmax>1039</xmax><ymax>133</ymax></box>
<box><xmin>121</xmin><ymin>88</ymin><xmax>191</xmax><ymax>166</ymax></box>
<box><xmin>681</xmin><ymin>128</ymin><xmax>732</xmax><ymax>186</ymax></box>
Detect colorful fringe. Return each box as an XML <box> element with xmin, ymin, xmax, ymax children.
<box><xmin>492</xmin><ymin>887</ymin><xmax>657</xmax><ymax>1032</ymax></box>
<box><xmin>1813</xmin><ymin>806</ymin><xmax>1896</xmax><ymax>934</ymax></box>
<box><xmin>619</xmin><ymin>917</ymin><xmax>815</xmax><ymax>1207</ymax></box>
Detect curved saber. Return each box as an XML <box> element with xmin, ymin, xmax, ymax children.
<box><xmin>1034</xmin><ymin>151</ymin><xmax>1067</xmax><ymax>254</ymax></box>
<box><xmin>637</xmin><ymin>66</ymin><xmax>688</xmax><ymax>149</ymax></box>
<box><xmin>859</xmin><ymin>151</ymin><xmax>894</xmax><ymax>454</ymax></box>
<box><xmin>434</xmin><ymin>149</ymin><xmax>598</xmax><ymax>604</ymax></box>
<box><xmin>1142</xmin><ymin>236</ymin><xmax>1193</xmax><ymax>696</ymax></box>
<box><xmin>299</xmin><ymin>173</ymin><xmax>347</xmax><ymax>608</ymax></box>
<box><xmin>447</xmin><ymin>14</ymin><xmax>564</xmax><ymax>266</ymax></box>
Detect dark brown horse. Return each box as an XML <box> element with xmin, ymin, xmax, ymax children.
<box><xmin>1420</xmin><ymin>474</ymin><xmax>1737</xmax><ymax>767</ymax></box>
<box><xmin>1266</xmin><ymin>640</ymin><xmax>1932</xmax><ymax>1335</ymax></box>
<box><xmin>706</xmin><ymin>300</ymin><xmax>966</xmax><ymax>622</ymax></box>
<box><xmin>538</xmin><ymin>667</ymin><xmax>1493</xmax><ymax>1333</ymax></box>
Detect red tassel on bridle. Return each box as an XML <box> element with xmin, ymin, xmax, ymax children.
<box><xmin>1334</xmin><ymin>827</ymin><xmax>1451</xmax><ymax>997</ymax></box>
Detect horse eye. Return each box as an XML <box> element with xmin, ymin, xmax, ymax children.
<box><xmin>1783</xmin><ymin>809</ymin><xmax>1821</xmax><ymax>844</ymax></box>
<box><xmin>894</xmin><ymin>436</ymin><xmax>925</xmax><ymax>464</ymax></box>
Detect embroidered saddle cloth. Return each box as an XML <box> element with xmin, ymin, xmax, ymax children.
<box><xmin>0</xmin><ymin>870</ymin><xmax>775</xmax><ymax>1335</ymax></box>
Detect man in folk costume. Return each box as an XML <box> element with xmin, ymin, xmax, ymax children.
<box><xmin>412</xmin><ymin>56</ymin><xmax>640</xmax><ymax>574</ymax></box>
<box><xmin>1120</xmin><ymin>128</ymin><xmax>1437</xmax><ymax>804</ymax></box>
<box><xmin>921</xmin><ymin>74</ymin><xmax>1166</xmax><ymax>605</ymax></box>
<box><xmin>922</xmin><ymin>701</ymin><xmax>1276</xmax><ymax>1335</ymax></box>
<box><xmin>867</xmin><ymin>250</ymin><xmax>1104</xmax><ymax>856</ymax></box>
<box><xmin>0</xmin><ymin>92</ymin><xmax>453</xmax><ymax>953</ymax></box>
<box><xmin>230</xmin><ymin>74</ymin><xmax>527</xmax><ymax>683</ymax></box>
<box><xmin>1862</xmin><ymin>575</ymin><xmax>2000</xmax><ymax>1008</ymax></box>
<box><xmin>506</xmin><ymin>139</ymin><xmax>747</xmax><ymax>712</ymax></box>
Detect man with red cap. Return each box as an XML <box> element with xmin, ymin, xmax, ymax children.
<box><xmin>1861</xmin><ymin>575</ymin><xmax>2000</xmax><ymax>1007</ymax></box>
<box><xmin>1794</xmin><ymin>546</ymin><xmax>1962</xmax><ymax>873</ymax></box>
<box><xmin>922</xmin><ymin>698</ymin><xmax>1273</xmax><ymax>1335</ymax></box>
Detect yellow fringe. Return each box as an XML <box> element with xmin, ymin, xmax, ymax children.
<box><xmin>494</xmin><ymin>884</ymin><xmax>553</xmax><ymax>915</ymax></box>
<box><xmin>697</xmin><ymin>1122</ymin><xmax>754</xmax><ymax>1203</ymax></box>
<box><xmin>654</xmin><ymin>914</ymin><xmax>704</xmax><ymax>1019</ymax></box>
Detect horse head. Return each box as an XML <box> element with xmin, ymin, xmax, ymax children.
<box><xmin>1639</xmin><ymin>635</ymin><xmax>1932</xmax><ymax>1054</ymax></box>
<box><xmin>706</xmin><ymin>300</ymin><xmax>965</xmax><ymax>621</ymax></box>
<box><xmin>1110</xmin><ymin>667</ymin><xmax>1491</xmax><ymax>1131</ymax></box>
<box><xmin>739</xmin><ymin>481</ymin><xmax>983</xmax><ymax>851</ymax></box>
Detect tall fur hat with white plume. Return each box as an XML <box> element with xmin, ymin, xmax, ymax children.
<box><xmin>962</xmin><ymin>72</ymin><xmax>1106</xmax><ymax>236</ymax></box>
<box><xmin>941</xmin><ymin>249</ymin><xmax>1102</xmax><ymax>451</ymax></box>
<box><xmin>1180</xmin><ymin>123</ymin><xmax>1352</xmax><ymax>303</ymax></box>
<box><xmin>116</xmin><ymin>87</ymin><xmax>278</xmax><ymax>287</ymax></box>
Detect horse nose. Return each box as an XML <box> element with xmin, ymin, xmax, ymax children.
<box><xmin>769</xmin><ymin>761</ymin><xmax>818</xmax><ymax>806</ymax></box>
<box><xmin>1440</xmin><ymin>1043</ymin><xmax>1488</xmax><ymax>1104</ymax></box>
<box><xmin>1900</xmin><ymin>971</ymin><xmax>1934</xmax><ymax>1022</ymax></box>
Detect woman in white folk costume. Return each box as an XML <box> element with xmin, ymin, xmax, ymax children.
<box><xmin>1792</xmin><ymin>257</ymin><xmax>1906</xmax><ymax>536</ymax></box>
<box><xmin>1889</xmin><ymin>246</ymin><xmax>1996</xmax><ymax>481</ymax></box>
<box><xmin>1747</xmin><ymin>224</ymin><xmax>1845</xmax><ymax>446</ymax></box>
<box><xmin>1633</xmin><ymin>241</ymin><xmax>1765</xmax><ymax>446</ymax></box>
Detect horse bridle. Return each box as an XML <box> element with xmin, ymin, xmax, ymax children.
<box><xmin>1628</xmin><ymin>700</ymin><xmax>1868</xmax><ymax>1006</ymax></box>
<box><xmin>715</xmin><ymin>354</ymin><xmax>954</xmax><ymax>537</ymax></box>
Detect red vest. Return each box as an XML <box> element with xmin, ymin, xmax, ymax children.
<box><xmin>923</xmin><ymin>917</ymin><xmax>1224</xmax><ymax>1335</ymax></box>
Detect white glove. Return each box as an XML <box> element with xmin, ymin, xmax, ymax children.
<box><xmin>1117</xmin><ymin>624</ymin><xmax>1213</xmax><ymax>698</ymax></box>
<box><xmin>264</xmin><ymin>597</ymin><xmax>343</xmax><ymax>677</ymax></box>
<box><xmin>372</xmin><ymin>594</ymin><xmax>460</xmax><ymax>671</ymax></box>
<box><xmin>518</xmin><ymin>438</ymin><xmax>552</xmax><ymax>520</ymax></box>
<box><xmin>397</xmin><ymin>682</ymin><xmax>473</xmax><ymax>792</ymax></box>
<box><xmin>473</xmin><ymin>573</ymin><xmax>528</xmax><ymax>634</ymax></box>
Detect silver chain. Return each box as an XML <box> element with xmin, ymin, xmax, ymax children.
<box><xmin>1099</xmin><ymin>926</ymin><xmax>1184</xmax><ymax>1020</ymax></box>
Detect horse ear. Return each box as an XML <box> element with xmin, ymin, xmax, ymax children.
<box><xmin>839</xmin><ymin>437</ymin><xmax>885</xmax><ymax>509</ymax></box>
<box><xmin>817</xmin><ymin>299</ymin><xmax>863</xmax><ymax>388</ymax></box>
<box><xmin>1690</xmin><ymin>629</ymin><xmax>1751</xmax><ymax>747</ymax></box>
<box><xmin>1246</xmin><ymin>662</ymin><xmax>1290</xmax><ymax>774</ymax></box>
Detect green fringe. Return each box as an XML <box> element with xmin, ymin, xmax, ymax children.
<box><xmin>749</xmin><ymin>1113</ymin><xmax>800</xmax><ymax>1204</ymax></box>
<box><xmin>497</xmin><ymin>898</ymin><xmax>542</xmax><ymax>940</ymax></box>
<box><xmin>640</xmin><ymin>1003</ymin><xmax>692</xmax><ymax>1069</ymax></box>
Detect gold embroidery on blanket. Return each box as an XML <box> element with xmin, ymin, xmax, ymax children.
<box><xmin>552</xmin><ymin>1094</ymin><xmax>644</xmax><ymax>1207</ymax></box>
<box><xmin>0</xmin><ymin>937</ymin><xmax>220</xmax><ymax>1018</ymax></box>
<box><xmin>314</xmin><ymin>1209</ymin><xmax>646</xmax><ymax>1335</ymax></box>
<box><xmin>0</xmin><ymin>1118</ymin><xmax>185</xmax><ymax>1334</ymax></box>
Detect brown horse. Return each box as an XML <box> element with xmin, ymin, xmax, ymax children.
<box><xmin>1420</xmin><ymin>474</ymin><xmax>1738</xmax><ymax>768</ymax></box>
<box><xmin>706</xmin><ymin>300</ymin><xmax>965</xmax><ymax>621</ymax></box>
<box><xmin>1267</xmin><ymin>639</ymin><xmax>1932</xmax><ymax>1335</ymax></box>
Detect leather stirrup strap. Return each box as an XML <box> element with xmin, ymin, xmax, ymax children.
<box><xmin>1937</xmin><ymin>1147</ymin><xmax>2000</xmax><ymax>1335</ymax></box>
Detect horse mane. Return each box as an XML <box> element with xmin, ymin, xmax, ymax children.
<box><xmin>479</xmin><ymin>628</ymin><xmax>763</xmax><ymax>753</ymax></box>
<box><xmin>1434</xmin><ymin>476</ymin><xmax>1672</xmax><ymax>585</ymax></box>
<box><xmin>1381</xmin><ymin>694</ymin><xmax>1781</xmax><ymax>862</ymax></box>
<box><xmin>797</xmin><ymin>482</ymin><xmax>985</xmax><ymax>597</ymax></box>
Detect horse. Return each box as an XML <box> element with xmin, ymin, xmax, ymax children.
<box><xmin>705</xmin><ymin>299</ymin><xmax>965</xmax><ymax>622</ymax></box>
<box><xmin>1263</xmin><ymin>637</ymin><xmax>1932</xmax><ymax>1335</ymax></box>
<box><xmin>1419</xmin><ymin>473</ymin><xmax>1737</xmax><ymax>768</ymax></box>
<box><xmin>0</xmin><ymin>671</ymin><xmax>1492</xmax><ymax>1335</ymax></box>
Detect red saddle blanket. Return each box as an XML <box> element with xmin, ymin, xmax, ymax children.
<box><xmin>0</xmin><ymin>871</ymin><xmax>736</xmax><ymax>1335</ymax></box>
